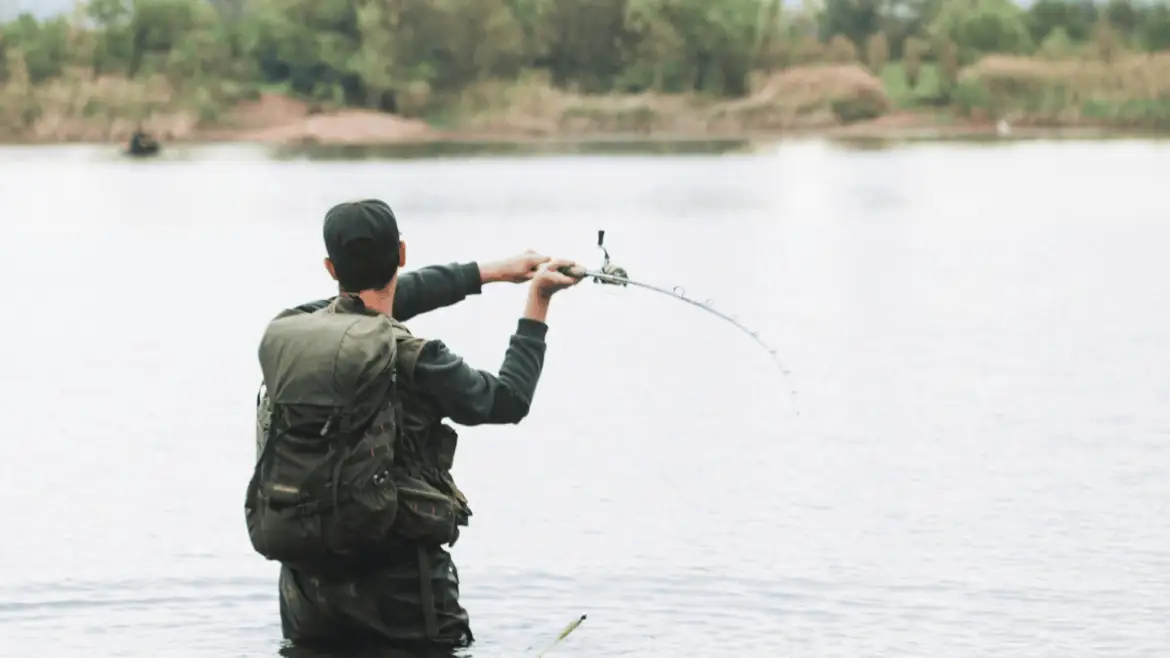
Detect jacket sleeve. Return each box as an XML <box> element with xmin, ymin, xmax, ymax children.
<box><xmin>411</xmin><ymin>319</ymin><xmax>548</xmax><ymax>426</ymax></box>
<box><xmin>392</xmin><ymin>262</ymin><xmax>483</xmax><ymax>322</ymax></box>
<box><xmin>290</xmin><ymin>262</ymin><xmax>484</xmax><ymax>321</ymax></box>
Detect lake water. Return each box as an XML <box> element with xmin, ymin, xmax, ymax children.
<box><xmin>1</xmin><ymin>138</ymin><xmax>1168</xmax><ymax>658</ymax></box>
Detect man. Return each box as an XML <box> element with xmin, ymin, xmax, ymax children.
<box><xmin>250</xmin><ymin>199</ymin><xmax>580</xmax><ymax>653</ymax></box>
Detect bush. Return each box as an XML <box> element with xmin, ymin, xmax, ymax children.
<box><xmin>831</xmin><ymin>93</ymin><xmax>885</xmax><ymax>123</ymax></box>
<box><xmin>827</xmin><ymin>35</ymin><xmax>860</xmax><ymax>63</ymax></box>
<box><xmin>710</xmin><ymin>64</ymin><xmax>891</xmax><ymax>129</ymax></box>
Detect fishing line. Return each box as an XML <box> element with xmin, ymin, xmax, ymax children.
<box><xmin>523</xmin><ymin>237</ymin><xmax>797</xmax><ymax>655</ymax></box>
<box><xmin>559</xmin><ymin>230</ymin><xmax>800</xmax><ymax>416</ymax></box>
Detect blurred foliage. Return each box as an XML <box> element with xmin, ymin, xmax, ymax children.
<box><xmin>3</xmin><ymin>0</ymin><xmax>1170</xmax><ymax>131</ymax></box>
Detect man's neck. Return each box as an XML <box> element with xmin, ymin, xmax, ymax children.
<box><xmin>350</xmin><ymin>288</ymin><xmax>394</xmax><ymax>316</ymax></box>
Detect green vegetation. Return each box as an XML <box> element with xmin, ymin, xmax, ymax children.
<box><xmin>3</xmin><ymin>0</ymin><xmax>1170</xmax><ymax>142</ymax></box>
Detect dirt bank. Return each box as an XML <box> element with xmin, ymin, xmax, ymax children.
<box><xmin>203</xmin><ymin>93</ymin><xmax>438</xmax><ymax>144</ymax></box>
<box><xmin>186</xmin><ymin>67</ymin><xmax>922</xmax><ymax>144</ymax></box>
<box><xmin>237</xmin><ymin>110</ymin><xmax>437</xmax><ymax>144</ymax></box>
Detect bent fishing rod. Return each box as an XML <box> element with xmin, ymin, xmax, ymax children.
<box><xmin>555</xmin><ymin>230</ymin><xmax>799</xmax><ymax>414</ymax></box>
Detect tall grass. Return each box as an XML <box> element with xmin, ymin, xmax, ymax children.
<box><xmin>953</xmin><ymin>53</ymin><xmax>1170</xmax><ymax>127</ymax></box>
<box><xmin>0</xmin><ymin>54</ymin><xmax>255</xmax><ymax>141</ymax></box>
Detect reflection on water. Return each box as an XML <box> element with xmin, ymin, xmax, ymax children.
<box><xmin>1</xmin><ymin>139</ymin><xmax>1169</xmax><ymax>658</ymax></box>
<box><xmin>268</xmin><ymin>132</ymin><xmax>1170</xmax><ymax>161</ymax></box>
<box><xmin>270</xmin><ymin>138</ymin><xmax>756</xmax><ymax>161</ymax></box>
<box><xmin>277</xmin><ymin>639</ymin><xmax>466</xmax><ymax>658</ymax></box>
<box><xmin>45</xmin><ymin>131</ymin><xmax>1170</xmax><ymax>165</ymax></box>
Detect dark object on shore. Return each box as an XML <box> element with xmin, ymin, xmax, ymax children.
<box><xmin>125</xmin><ymin>130</ymin><xmax>161</xmax><ymax>157</ymax></box>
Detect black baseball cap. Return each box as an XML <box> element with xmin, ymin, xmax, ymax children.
<box><xmin>323</xmin><ymin>199</ymin><xmax>401</xmax><ymax>292</ymax></box>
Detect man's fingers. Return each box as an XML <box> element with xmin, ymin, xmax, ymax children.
<box><xmin>547</xmin><ymin>273</ymin><xmax>578</xmax><ymax>286</ymax></box>
<box><xmin>521</xmin><ymin>250</ymin><xmax>550</xmax><ymax>265</ymax></box>
<box><xmin>530</xmin><ymin>259</ymin><xmax>583</xmax><ymax>286</ymax></box>
<box><xmin>549</xmin><ymin>265</ymin><xmax>581</xmax><ymax>277</ymax></box>
<box><xmin>549</xmin><ymin>262</ymin><xmax>584</xmax><ymax>283</ymax></box>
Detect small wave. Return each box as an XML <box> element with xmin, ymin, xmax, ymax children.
<box><xmin>0</xmin><ymin>575</ymin><xmax>273</xmax><ymax>622</ymax></box>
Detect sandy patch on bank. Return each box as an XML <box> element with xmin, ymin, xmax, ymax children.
<box><xmin>240</xmin><ymin>110</ymin><xmax>437</xmax><ymax>144</ymax></box>
<box><xmin>197</xmin><ymin>93</ymin><xmax>435</xmax><ymax>144</ymax></box>
<box><xmin>217</xmin><ymin>94</ymin><xmax>437</xmax><ymax>144</ymax></box>
<box><xmin>227</xmin><ymin>93</ymin><xmax>311</xmax><ymax>130</ymax></box>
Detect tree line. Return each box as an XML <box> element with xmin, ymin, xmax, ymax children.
<box><xmin>3</xmin><ymin>0</ymin><xmax>1170</xmax><ymax>118</ymax></box>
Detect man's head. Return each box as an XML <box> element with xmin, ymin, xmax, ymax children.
<box><xmin>322</xmin><ymin>199</ymin><xmax>407</xmax><ymax>296</ymax></box>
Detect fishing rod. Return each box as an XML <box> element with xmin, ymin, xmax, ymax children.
<box><xmin>558</xmin><ymin>230</ymin><xmax>799</xmax><ymax>414</ymax></box>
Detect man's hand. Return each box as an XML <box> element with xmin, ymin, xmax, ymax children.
<box><xmin>522</xmin><ymin>259</ymin><xmax>582</xmax><ymax>323</ymax></box>
<box><xmin>530</xmin><ymin>259</ymin><xmax>583</xmax><ymax>299</ymax></box>
<box><xmin>480</xmin><ymin>250</ymin><xmax>551</xmax><ymax>284</ymax></box>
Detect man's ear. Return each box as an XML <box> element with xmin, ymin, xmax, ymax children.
<box><xmin>398</xmin><ymin>240</ymin><xmax>407</xmax><ymax>268</ymax></box>
<box><xmin>324</xmin><ymin>257</ymin><xmax>338</xmax><ymax>281</ymax></box>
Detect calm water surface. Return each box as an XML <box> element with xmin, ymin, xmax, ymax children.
<box><xmin>1</xmin><ymin>139</ymin><xmax>1168</xmax><ymax>658</ymax></box>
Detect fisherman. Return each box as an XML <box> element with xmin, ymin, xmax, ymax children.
<box><xmin>248</xmin><ymin>199</ymin><xmax>581</xmax><ymax>653</ymax></box>
<box><xmin>127</xmin><ymin>127</ymin><xmax>160</xmax><ymax>157</ymax></box>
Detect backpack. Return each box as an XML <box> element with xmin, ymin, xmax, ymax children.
<box><xmin>245</xmin><ymin>304</ymin><xmax>403</xmax><ymax>572</ymax></box>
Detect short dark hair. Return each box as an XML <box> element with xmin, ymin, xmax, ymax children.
<box><xmin>322</xmin><ymin>199</ymin><xmax>400</xmax><ymax>292</ymax></box>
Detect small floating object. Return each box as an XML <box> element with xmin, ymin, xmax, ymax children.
<box><xmin>125</xmin><ymin>129</ymin><xmax>161</xmax><ymax>158</ymax></box>
<box><xmin>536</xmin><ymin>614</ymin><xmax>586</xmax><ymax>656</ymax></box>
<box><xmin>996</xmin><ymin>119</ymin><xmax>1011</xmax><ymax>136</ymax></box>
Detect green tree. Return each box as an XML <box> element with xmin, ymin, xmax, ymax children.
<box><xmin>1025</xmin><ymin>0</ymin><xmax>1097</xmax><ymax>44</ymax></box>
<box><xmin>935</xmin><ymin>36</ymin><xmax>958</xmax><ymax>92</ymax></box>
<box><xmin>879</xmin><ymin>0</ymin><xmax>944</xmax><ymax>57</ymax></box>
<box><xmin>820</xmin><ymin>0</ymin><xmax>882</xmax><ymax>48</ymax></box>
<box><xmin>1039</xmin><ymin>26</ymin><xmax>1076</xmax><ymax>58</ymax></box>
<box><xmin>931</xmin><ymin>0</ymin><xmax>1032</xmax><ymax>63</ymax></box>
<box><xmin>903</xmin><ymin>35</ymin><xmax>924</xmax><ymax>89</ymax></box>
<box><xmin>1103</xmin><ymin>0</ymin><xmax>1137</xmax><ymax>38</ymax></box>
<box><xmin>865</xmin><ymin>31</ymin><xmax>889</xmax><ymax>72</ymax></box>
<box><xmin>2</xmin><ymin>14</ymin><xmax>70</xmax><ymax>83</ymax></box>
<box><xmin>1090</xmin><ymin>15</ymin><xmax>1121</xmax><ymax>62</ymax></box>
<box><xmin>621</xmin><ymin>0</ymin><xmax>773</xmax><ymax>96</ymax></box>
<box><xmin>1</xmin><ymin>47</ymin><xmax>37</xmax><ymax>127</ymax></box>
<box><xmin>1137</xmin><ymin>3</ymin><xmax>1170</xmax><ymax>51</ymax></box>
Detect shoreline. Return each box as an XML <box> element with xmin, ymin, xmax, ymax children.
<box><xmin>9</xmin><ymin>55</ymin><xmax>1170</xmax><ymax>150</ymax></box>
<box><xmin>2</xmin><ymin>119</ymin><xmax>1165</xmax><ymax>150</ymax></box>
<box><xmin>4</xmin><ymin>99</ymin><xmax>1170</xmax><ymax>150</ymax></box>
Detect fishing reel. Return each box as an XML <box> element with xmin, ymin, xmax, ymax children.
<box><xmin>594</xmin><ymin>230</ymin><xmax>629</xmax><ymax>286</ymax></box>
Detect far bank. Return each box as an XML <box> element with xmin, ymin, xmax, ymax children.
<box><xmin>5</xmin><ymin>58</ymin><xmax>1170</xmax><ymax>148</ymax></box>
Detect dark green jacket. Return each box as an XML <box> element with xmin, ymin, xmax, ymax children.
<box><xmin>255</xmin><ymin>261</ymin><xmax>549</xmax><ymax>542</ymax></box>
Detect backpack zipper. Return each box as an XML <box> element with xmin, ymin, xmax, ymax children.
<box><xmin>320</xmin><ymin>408</ymin><xmax>341</xmax><ymax>436</ymax></box>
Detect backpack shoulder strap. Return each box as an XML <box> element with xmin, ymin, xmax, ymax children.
<box><xmin>255</xmin><ymin>384</ymin><xmax>272</xmax><ymax>463</ymax></box>
<box><xmin>389</xmin><ymin>320</ymin><xmax>428</xmax><ymax>387</ymax></box>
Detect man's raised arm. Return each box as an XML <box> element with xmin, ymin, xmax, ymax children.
<box><xmin>292</xmin><ymin>251</ymin><xmax>551</xmax><ymax>320</ymax></box>
<box><xmin>393</xmin><ymin>262</ymin><xmax>483</xmax><ymax>322</ymax></box>
<box><xmin>405</xmin><ymin>259</ymin><xmax>581</xmax><ymax>426</ymax></box>
<box><xmin>393</xmin><ymin>251</ymin><xmax>552</xmax><ymax>321</ymax></box>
